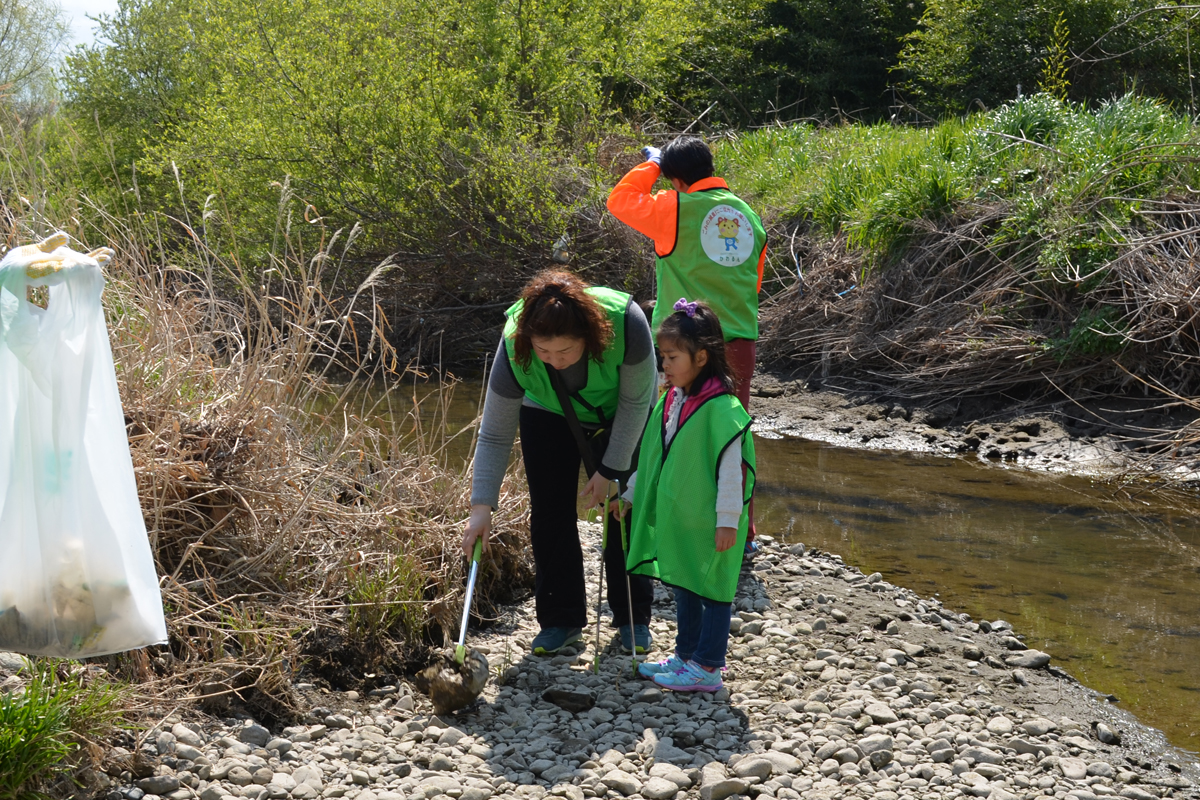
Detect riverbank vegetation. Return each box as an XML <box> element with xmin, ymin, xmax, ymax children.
<box><xmin>736</xmin><ymin>93</ymin><xmax>1200</xmax><ymax>396</ymax></box>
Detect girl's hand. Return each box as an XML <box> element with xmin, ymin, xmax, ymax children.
<box><xmin>463</xmin><ymin>505</ymin><xmax>493</xmax><ymax>557</ymax></box>
<box><xmin>715</xmin><ymin>526</ymin><xmax>736</xmax><ymax>553</ymax></box>
<box><xmin>608</xmin><ymin>498</ymin><xmax>630</xmax><ymax>520</ymax></box>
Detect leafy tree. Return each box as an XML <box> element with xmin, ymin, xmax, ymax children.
<box><xmin>665</xmin><ymin>0</ymin><xmax>923</xmax><ymax>125</ymax></box>
<box><xmin>59</xmin><ymin>0</ymin><xmax>695</xmax><ymax>283</ymax></box>
<box><xmin>0</xmin><ymin>0</ymin><xmax>69</xmax><ymax>114</ymax></box>
<box><xmin>898</xmin><ymin>0</ymin><xmax>1197</xmax><ymax>115</ymax></box>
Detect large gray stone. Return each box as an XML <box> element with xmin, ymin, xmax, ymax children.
<box><xmin>986</xmin><ymin>717</ymin><xmax>1013</xmax><ymax>735</ymax></box>
<box><xmin>1059</xmin><ymin>757</ymin><xmax>1088</xmax><ymax>780</ymax></box>
<box><xmin>1118</xmin><ymin>788</ymin><xmax>1159</xmax><ymax>800</ymax></box>
<box><xmin>654</xmin><ymin>738</ymin><xmax>693</xmax><ymax>765</ymax></box>
<box><xmin>1022</xmin><ymin>718</ymin><xmax>1057</xmax><ymax>736</ymax></box>
<box><xmin>542</xmin><ymin>765</ymin><xmax>575</xmax><ymax>783</ymax></box>
<box><xmin>174</xmin><ymin>743</ymin><xmax>204</xmax><ymax>762</ymax></box>
<box><xmin>239</xmin><ymin>723</ymin><xmax>271</xmax><ymax>747</ymax></box>
<box><xmin>292</xmin><ymin>765</ymin><xmax>324</xmax><ymax>789</ymax></box>
<box><xmin>0</xmin><ymin>652</ymin><xmax>29</xmax><ymax>674</ymax></box>
<box><xmin>733</xmin><ymin>758</ymin><xmax>772</xmax><ymax>780</ymax></box>
<box><xmin>227</xmin><ymin>766</ymin><xmax>254</xmax><ymax>786</ymax></box>
<box><xmin>1003</xmin><ymin>650</ymin><xmax>1051</xmax><ymax>669</ymax></box>
<box><xmin>1010</xmin><ymin>738</ymin><xmax>1054</xmax><ymax>757</ymax></box>
<box><xmin>961</xmin><ymin>747</ymin><xmax>1006</xmax><ymax>766</ymax></box>
<box><xmin>760</xmin><ymin>751</ymin><xmax>804</xmax><ymax>774</ymax></box>
<box><xmin>602</xmin><ymin>770</ymin><xmax>642</xmax><ymax>796</ymax></box>
<box><xmin>864</xmin><ymin>703</ymin><xmax>899</xmax><ymax>724</ymax></box>
<box><xmin>649</xmin><ymin>762</ymin><xmax>693</xmax><ymax>788</ymax></box>
<box><xmin>858</xmin><ymin>734</ymin><xmax>894</xmax><ymax>757</ymax></box>
<box><xmin>418</xmin><ymin>776</ymin><xmax>464</xmax><ymax>796</ymax></box>
<box><xmin>268</xmin><ymin>774</ymin><xmax>296</xmax><ymax>792</ymax></box>
<box><xmin>642</xmin><ymin>777</ymin><xmax>682</xmax><ymax>800</ymax></box>
<box><xmin>171</xmin><ymin>723</ymin><xmax>204</xmax><ymax>748</ymax></box>
<box><xmin>701</xmin><ymin>779</ymin><xmax>750</xmax><ymax>800</ymax></box>
<box><xmin>137</xmin><ymin>776</ymin><xmax>181</xmax><ymax>795</ymax></box>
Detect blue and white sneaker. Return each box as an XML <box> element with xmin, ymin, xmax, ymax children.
<box><xmin>652</xmin><ymin>660</ymin><xmax>724</xmax><ymax>692</ymax></box>
<box><xmin>619</xmin><ymin>624</ymin><xmax>653</xmax><ymax>654</ymax></box>
<box><xmin>637</xmin><ymin>654</ymin><xmax>685</xmax><ymax>679</ymax></box>
<box><xmin>531</xmin><ymin>627</ymin><xmax>582</xmax><ymax>655</ymax></box>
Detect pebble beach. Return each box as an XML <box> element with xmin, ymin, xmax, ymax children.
<box><xmin>19</xmin><ymin>524</ymin><xmax>1198</xmax><ymax>800</ymax></box>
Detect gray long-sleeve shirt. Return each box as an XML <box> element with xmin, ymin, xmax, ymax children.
<box><xmin>470</xmin><ymin>299</ymin><xmax>656</xmax><ymax>509</ymax></box>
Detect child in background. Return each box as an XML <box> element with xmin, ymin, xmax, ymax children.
<box><xmin>619</xmin><ymin>299</ymin><xmax>756</xmax><ymax>692</ymax></box>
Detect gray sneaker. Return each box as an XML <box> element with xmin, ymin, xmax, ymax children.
<box><xmin>618</xmin><ymin>624</ymin><xmax>653</xmax><ymax>654</ymax></box>
<box><xmin>531</xmin><ymin>626</ymin><xmax>583</xmax><ymax>655</ymax></box>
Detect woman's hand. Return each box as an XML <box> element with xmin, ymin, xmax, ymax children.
<box><xmin>715</xmin><ymin>526</ymin><xmax>737</xmax><ymax>553</ymax></box>
<box><xmin>463</xmin><ymin>504</ymin><xmax>493</xmax><ymax>557</ymax></box>
<box><xmin>580</xmin><ymin>472</ymin><xmax>613</xmax><ymax>510</ymax></box>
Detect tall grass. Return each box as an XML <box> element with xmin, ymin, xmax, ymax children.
<box><xmin>721</xmin><ymin>93</ymin><xmax>1199</xmax><ymax>277</ymax></box>
<box><xmin>0</xmin><ymin>663</ymin><xmax>124</xmax><ymax>799</ymax></box>
<box><xmin>0</xmin><ymin>110</ymin><xmax>536</xmax><ymax>725</ymax></box>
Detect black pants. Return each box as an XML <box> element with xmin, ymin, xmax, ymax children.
<box><xmin>520</xmin><ymin>405</ymin><xmax>654</xmax><ymax>630</ymax></box>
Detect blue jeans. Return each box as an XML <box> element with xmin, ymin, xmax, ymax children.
<box><xmin>672</xmin><ymin>586</ymin><xmax>732</xmax><ymax>669</ymax></box>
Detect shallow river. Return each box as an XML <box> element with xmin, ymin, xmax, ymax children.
<box><xmin>392</xmin><ymin>380</ymin><xmax>1200</xmax><ymax>753</ymax></box>
<box><xmin>754</xmin><ymin>435</ymin><xmax>1200</xmax><ymax>754</ymax></box>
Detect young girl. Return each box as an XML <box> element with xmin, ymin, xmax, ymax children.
<box><xmin>621</xmin><ymin>298</ymin><xmax>756</xmax><ymax>692</ymax></box>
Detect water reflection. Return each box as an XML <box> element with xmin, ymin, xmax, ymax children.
<box><xmin>754</xmin><ymin>436</ymin><xmax>1200</xmax><ymax>753</ymax></box>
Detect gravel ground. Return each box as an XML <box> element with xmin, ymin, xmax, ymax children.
<box><xmin>51</xmin><ymin>523</ymin><xmax>1199</xmax><ymax>800</ymax></box>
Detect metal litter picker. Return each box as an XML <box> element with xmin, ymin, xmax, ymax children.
<box><xmin>457</xmin><ymin>538</ymin><xmax>484</xmax><ymax>664</ymax></box>
<box><xmin>593</xmin><ymin>481</ymin><xmax>638</xmax><ymax>677</ymax></box>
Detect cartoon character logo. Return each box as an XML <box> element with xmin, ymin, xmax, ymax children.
<box><xmin>715</xmin><ymin>217</ymin><xmax>741</xmax><ymax>251</ymax></box>
<box><xmin>700</xmin><ymin>205</ymin><xmax>754</xmax><ymax>266</ymax></box>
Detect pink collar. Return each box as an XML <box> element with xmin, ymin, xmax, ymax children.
<box><xmin>664</xmin><ymin>376</ymin><xmax>728</xmax><ymax>427</ymax></box>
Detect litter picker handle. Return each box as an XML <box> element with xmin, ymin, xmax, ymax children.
<box><xmin>456</xmin><ymin>538</ymin><xmax>484</xmax><ymax>663</ymax></box>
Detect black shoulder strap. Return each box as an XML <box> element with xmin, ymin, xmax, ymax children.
<box><xmin>548</xmin><ymin>367</ymin><xmax>598</xmax><ymax>477</ymax></box>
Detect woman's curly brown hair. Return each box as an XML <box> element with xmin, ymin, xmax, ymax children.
<box><xmin>511</xmin><ymin>270</ymin><xmax>615</xmax><ymax>369</ymax></box>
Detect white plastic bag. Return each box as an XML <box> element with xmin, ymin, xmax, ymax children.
<box><xmin>0</xmin><ymin>232</ymin><xmax>167</xmax><ymax>658</ymax></box>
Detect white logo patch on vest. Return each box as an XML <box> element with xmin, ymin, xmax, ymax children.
<box><xmin>700</xmin><ymin>205</ymin><xmax>753</xmax><ymax>266</ymax></box>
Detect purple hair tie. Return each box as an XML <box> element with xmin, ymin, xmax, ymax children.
<box><xmin>673</xmin><ymin>298</ymin><xmax>698</xmax><ymax>317</ymax></box>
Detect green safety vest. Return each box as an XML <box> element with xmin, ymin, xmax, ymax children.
<box><xmin>625</xmin><ymin>390</ymin><xmax>756</xmax><ymax>603</ymax></box>
<box><xmin>653</xmin><ymin>188</ymin><xmax>766</xmax><ymax>342</ymax></box>
<box><xmin>503</xmin><ymin>286</ymin><xmax>629</xmax><ymax>425</ymax></box>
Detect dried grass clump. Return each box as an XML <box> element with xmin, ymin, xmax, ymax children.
<box><xmin>760</xmin><ymin>199</ymin><xmax>1200</xmax><ymax>404</ymax></box>
<box><xmin>2</xmin><ymin>204</ymin><xmax>534</xmax><ymax>724</ymax></box>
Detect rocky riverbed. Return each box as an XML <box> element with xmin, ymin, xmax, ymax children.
<box><xmin>748</xmin><ymin>374</ymin><xmax>1200</xmax><ymax>481</ymax></box>
<box><xmin>13</xmin><ymin>526</ymin><xmax>1198</xmax><ymax>800</ymax></box>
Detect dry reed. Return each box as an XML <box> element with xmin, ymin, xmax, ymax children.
<box><xmin>760</xmin><ymin>199</ymin><xmax>1200</xmax><ymax>402</ymax></box>
<box><xmin>1</xmin><ymin>196</ymin><xmax>535</xmax><ymax>726</ymax></box>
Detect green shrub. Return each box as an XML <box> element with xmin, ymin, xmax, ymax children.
<box><xmin>0</xmin><ymin>663</ymin><xmax>124</xmax><ymax>800</ymax></box>
<box><xmin>347</xmin><ymin>554</ymin><xmax>427</xmax><ymax>642</ymax></box>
